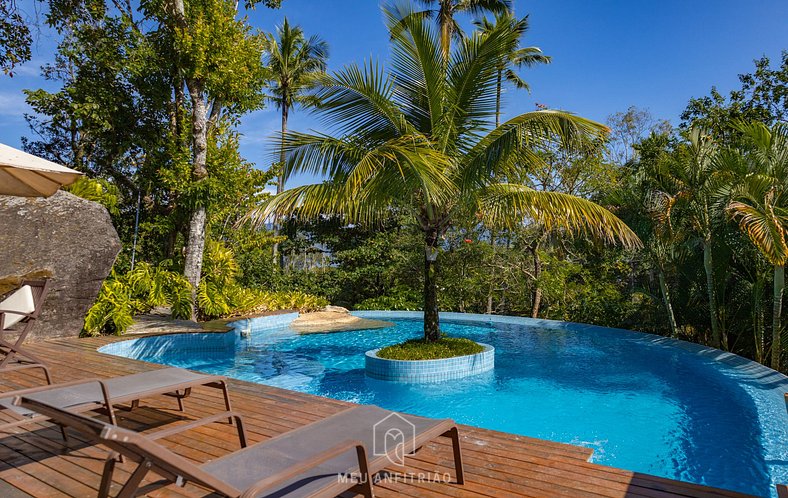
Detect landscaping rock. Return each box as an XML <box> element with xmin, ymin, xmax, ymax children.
<box><xmin>290</xmin><ymin>310</ymin><xmax>393</xmax><ymax>334</ymax></box>
<box><xmin>0</xmin><ymin>191</ymin><xmax>121</xmax><ymax>340</ymax></box>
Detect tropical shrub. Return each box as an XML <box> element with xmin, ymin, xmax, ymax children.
<box><xmin>82</xmin><ymin>263</ymin><xmax>192</xmax><ymax>336</ymax></box>
<box><xmin>84</xmin><ymin>249</ymin><xmax>328</xmax><ymax>335</ymax></box>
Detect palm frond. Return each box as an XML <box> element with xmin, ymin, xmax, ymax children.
<box><xmin>459</xmin><ymin>110</ymin><xmax>607</xmax><ymax>189</ymax></box>
<box><xmin>384</xmin><ymin>2</ymin><xmax>447</xmax><ymax>134</ymax></box>
<box><xmin>477</xmin><ymin>183</ymin><xmax>642</xmax><ymax>248</ymax></box>
<box><xmin>729</xmin><ymin>199</ymin><xmax>788</xmax><ymax>265</ymax></box>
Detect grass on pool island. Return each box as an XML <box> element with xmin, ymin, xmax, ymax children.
<box><xmin>377</xmin><ymin>336</ymin><xmax>484</xmax><ymax>360</ymax></box>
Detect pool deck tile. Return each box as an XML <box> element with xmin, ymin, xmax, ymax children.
<box><xmin>0</xmin><ymin>331</ymin><xmax>760</xmax><ymax>498</ymax></box>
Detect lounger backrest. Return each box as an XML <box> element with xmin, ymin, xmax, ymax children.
<box><xmin>16</xmin><ymin>395</ymin><xmax>240</xmax><ymax>496</ymax></box>
<box><xmin>22</xmin><ymin>280</ymin><xmax>49</xmax><ymax>320</ymax></box>
<box><xmin>0</xmin><ymin>280</ymin><xmax>50</xmax><ymax>329</ymax></box>
<box><xmin>0</xmin><ymin>286</ymin><xmax>35</xmax><ymax>329</ymax></box>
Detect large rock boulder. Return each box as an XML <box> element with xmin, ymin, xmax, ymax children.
<box><xmin>290</xmin><ymin>307</ymin><xmax>393</xmax><ymax>334</ymax></box>
<box><xmin>0</xmin><ymin>191</ymin><xmax>121</xmax><ymax>340</ymax></box>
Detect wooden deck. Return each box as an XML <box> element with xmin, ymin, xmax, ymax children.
<box><xmin>0</xmin><ymin>333</ymin><xmax>757</xmax><ymax>498</ymax></box>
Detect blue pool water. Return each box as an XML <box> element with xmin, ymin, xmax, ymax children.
<box><xmin>100</xmin><ymin>312</ymin><xmax>788</xmax><ymax>496</ymax></box>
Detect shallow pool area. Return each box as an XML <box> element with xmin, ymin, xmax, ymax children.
<box><xmin>99</xmin><ymin>311</ymin><xmax>788</xmax><ymax>496</ymax></box>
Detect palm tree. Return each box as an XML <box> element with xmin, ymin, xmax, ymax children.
<box><xmin>474</xmin><ymin>12</ymin><xmax>550</xmax><ymax>126</ymax></box>
<box><xmin>650</xmin><ymin>128</ymin><xmax>733</xmax><ymax>349</ymax></box>
<box><xmin>248</xmin><ymin>7</ymin><xmax>640</xmax><ymax>341</ymax></box>
<box><xmin>263</xmin><ymin>18</ymin><xmax>328</xmax><ymax>262</ymax></box>
<box><xmin>406</xmin><ymin>0</ymin><xmax>511</xmax><ymax>61</ymax></box>
<box><xmin>727</xmin><ymin>122</ymin><xmax>788</xmax><ymax>369</ymax></box>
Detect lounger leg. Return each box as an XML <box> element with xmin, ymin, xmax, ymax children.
<box><xmin>116</xmin><ymin>458</ymin><xmax>153</xmax><ymax>498</ymax></box>
<box><xmin>98</xmin><ymin>453</ymin><xmax>117</xmax><ymax>498</ymax></box>
<box><xmin>233</xmin><ymin>414</ymin><xmax>248</xmax><ymax>448</ymax></box>
<box><xmin>355</xmin><ymin>445</ymin><xmax>374</xmax><ymax>498</ymax></box>
<box><xmin>130</xmin><ymin>399</ymin><xmax>139</xmax><ymax>411</ymax></box>
<box><xmin>40</xmin><ymin>364</ymin><xmax>52</xmax><ymax>385</ymax></box>
<box><xmin>175</xmin><ymin>388</ymin><xmax>191</xmax><ymax>412</ymax></box>
<box><xmin>446</xmin><ymin>427</ymin><xmax>464</xmax><ymax>485</ymax></box>
<box><xmin>220</xmin><ymin>381</ymin><xmax>234</xmax><ymax>424</ymax></box>
<box><xmin>58</xmin><ymin>424</ymin><xmax>68</xmax><ymax>443</ymax></box>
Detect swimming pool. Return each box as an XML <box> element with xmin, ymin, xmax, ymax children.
<box><xmin>99</xmin><ymin>311</ymin><xmax>788</xmax><ymax>496</ymax></box>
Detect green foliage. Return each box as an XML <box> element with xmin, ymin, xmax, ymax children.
<box><xmin>197</xmin><ymin>240</ymin><xmax>328</xmax><ymax>319</ymax></box>
<box><xmin>82</xmin><ymin>278</ymin><xmax>139</xmax><ymax>336</ymax></box>
<box><xmin>0</xmin><ymin>2</ymin><xmax>32</xmax><ymax>76</ymax></box>
<box><xmin>82</xmin><ymin>263</ymin><xmax>192</xmax><ymax>336</ymax></box>
<box><xmin>357</xmin><ymin>287</ymin><xmax>422</xmax><ymax>311</ymax></box>
<box><xmin>84</xmin><ymin>242</ymin><xmax>328</xmax><ymax>334</ymax></box>
<box><xmin>377</xmin><ymin>337</ymin><xmax>485</xmax><ymax>360</ymax></box>
<box><xmin>65</xmin><ymin>177</ymin><xmax>121</xmax><ymax>215</ymax></box>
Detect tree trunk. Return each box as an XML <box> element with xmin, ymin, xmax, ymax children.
<box><xmin>272</xmin><ymin>100</ymin><xmax>288</xmax><ymax>267</ymax></box>
<box><xmin>530</xmin><ymin>240</ymin><xmax>542</xmax><ymax>318</ymax></box>
<box><xmin>772</xmin><ymin>264</ymin><xmax>784</xmax><ymax>370</ymax></box>
<box><xmin>423</xmin><ymin>228</ymin><xmax>440</xmax><ymax>342</ymax></box>
<box><xmin>183</xmin><ymin>80</ymin><xmax>209</xmax><ymax>320</ymax></box>
<box><xmin>753</xmin><ymin>272</ymin><xmax>766</xmax><ymax>364</ymax></box>
<box><xmin>657</xmin><ymin>267</ymin><xmax>678</xmax><ymax>337</ymax></box>
<box><xmin>486</xmin><ymin>230</ymin><xmax>495</xmax><ymax>314</ymax></box>
<box><xmin>703</xmin><ymin>240</ymin><xmax>721</xmax><ymax>348</ymax></box>
<box><xmin>439</xmin><ymin>22</ymin><xmax>450</xmax><ymax>63</ymax></box>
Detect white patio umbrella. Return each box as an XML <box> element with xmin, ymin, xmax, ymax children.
<box><xmin>0</xmin><ymin>143</ymin><xmax>83</xmax><ymax>197</ymax></box>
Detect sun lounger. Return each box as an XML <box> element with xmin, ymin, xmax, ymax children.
<box><xmin>0</xmin><ymin>367</ymin><xmax>235</xmax><ymax>434</ymax></box>
<box><xmin>0</xmin><ymin>279</ymin><xmax>53</xmax><ymax>383</ymax></box>
<box><xmin>15</xmin><ymin>395</ymin><xmax>464</xmax><ymax>498</ymax></box>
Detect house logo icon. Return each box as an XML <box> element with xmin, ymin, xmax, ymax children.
<box><xmin>372</xmin><ymin>412</ymin><xmax>416</xmax><ymax>466</ymax></box>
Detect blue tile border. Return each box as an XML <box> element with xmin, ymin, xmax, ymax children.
<box><xmin>365</xmin><ymin>343</ymin><xmax>494</xmax><ymax>383</ymax></box>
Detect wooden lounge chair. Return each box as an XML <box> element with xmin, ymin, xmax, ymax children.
<box><xmin>0</xmin><ymin>279</ymin><xmax>52</xmax><ymax>383</ymax></box>
<box><xmin>0</xmin><ymin>367</ymin><xmax>236</xmax><ymax>434</ymax></box>
<box><xmin>16</xmin><ymin>395</ymin><xmax>464</xmax><ymax>498</ymax></box>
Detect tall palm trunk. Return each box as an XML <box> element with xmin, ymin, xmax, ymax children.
<box><xmin>753</xmin><ymin>272</ymin><xmax>766</xmax><ymax>364</ymax></box>
<box><xmin>772</xmin><ymin>264</ymin><xmax>784</xmax><ymax>370</ymax></box>
<box><xmin>183</xmin><ymin>80</ymin><xmax>209</xmax><ymax>321</ymax></box>
<box><xmin>529</xmin><ymin>240</ymin><xmax>542</xmax><ymax>318</ymax></box>
<box><xmin>424</xmin><ymin>227</ymin><xmax>441</xmax><ymax>342</ymax></box>
<box><xmin>703</xmin><ymin>239</ymin><xmax>722</xmax><ymax>348</ymax></box>
<box><xmin>437</xmin><ymin>0</ymin><xmax>454</xmax><ymax>63</ymax></box>
<box><xmin>657</xmin><ymin>266</ymin><xmax>678</xmax><ymax>337</ymax></box>
<box><xmin>272</xmin><ymin>99</ymin><xmax>289</xmax><ymax>267</ymax></box>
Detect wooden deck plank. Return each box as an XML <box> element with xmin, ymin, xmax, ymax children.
<box><xmin>0</xmin><ymin>333</ymin><xmax>758</xmax><ymax>498</ymax></box>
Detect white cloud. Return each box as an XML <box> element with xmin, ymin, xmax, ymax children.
<box><xmin>0</xmin><ymin>91</ymin><xmax>31</xmax><ymax>118</ymax></box>
<box><xmin>8</xmin><ymin>63</ymin><xmax>42</xmax><ymax>78</ymax></box>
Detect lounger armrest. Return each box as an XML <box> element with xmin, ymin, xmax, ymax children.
<box><xmin>0</xmin><ymin>310</ymin><xmax>35</xmax><ymax>319</ymax></box>
<box><xmin>239</xmin><ymin>439</ymin><xmax>370</xmax><ymax>498</ymax></box>
<box><xmin>777</xmin><ymin>484</ymin><xmax>788</xmax><ymax>498</ymax></box>
<box><xmin>5</xmin><ymin>377</ymin><xmax>104</xmax><ymax>398</ymax></box>
<box><xmin>148</xmin><ymin>411</ymin><xmax>246</xmax><ymax>440</ymax></box>
<box><xmin>10</xmin><ymin>378</ymin><xmax>113</xmax><ymax>413</ymax></box>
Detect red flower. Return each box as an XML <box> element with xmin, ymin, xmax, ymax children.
<box><xmin>464</xmin><ymin>238</ymin><xmax>473</xmax><ymax>244</ymax></box>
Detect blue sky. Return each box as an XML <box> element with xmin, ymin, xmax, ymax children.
<box><xmin>1</xmin><ymin>0</ymin><xmax>786</xmax><ymax>189</ymax></box>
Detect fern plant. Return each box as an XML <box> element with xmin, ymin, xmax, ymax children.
<box><xmin>82</xmin><ymin>264</ymin><xmax>195</xmax><ymax>336</ymax></box>
<box><xmin>84</xmin><ymin>240</ymin><xmax>329</xmax><ymax>333</ymax></box>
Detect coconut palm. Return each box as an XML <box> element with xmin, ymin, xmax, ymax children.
<box><xmin>405</xmin><ymin>0</ymin><xmax>511</xmax><ymax>61</ymax></box>
<box><xmin>248</xmin><ymin>6</ymin><xmax>640</xmax><ymax>341</ymax></box>
<box><xmin>263</xmin><ymin>18</ymin><xmax>328</xmax><ymax>262</ymax></box>
<box><xmin>727</xmin><ymin>121</ymin><xmax>788</xmax><ymax>369</ymax></box>
<box><xmin>474</xmin><ymin>12</ymin><xmax>550</xmax><ymax>126</ymax></box>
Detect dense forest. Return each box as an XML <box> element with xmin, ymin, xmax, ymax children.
<box><xmin>3</xmin><ymin>1</ymin><xmax>788</xmax><ymax>370</ymax></box>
